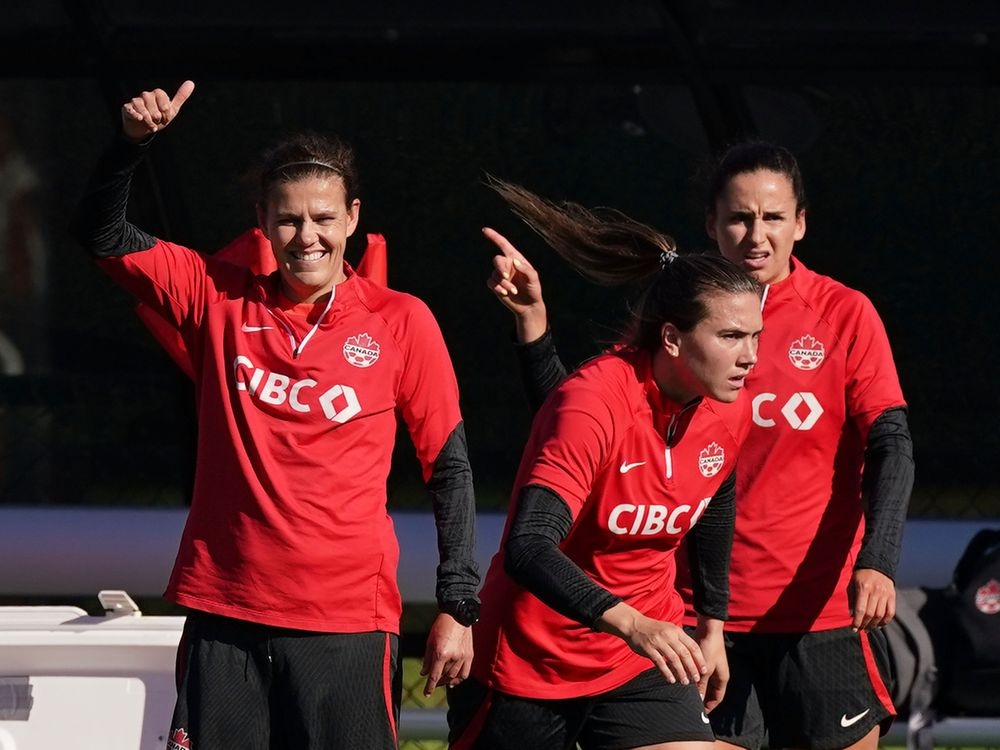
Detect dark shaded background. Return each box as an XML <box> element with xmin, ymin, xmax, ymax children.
<box><xmin>0</xmin><ymin>1</ymin><xmax>997</xmax><ymax>517</ymax></box>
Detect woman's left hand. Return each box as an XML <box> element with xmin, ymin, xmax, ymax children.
<box><xmin>420</xmin><ymin>612</ymin><xmax>474</xmax><ymax>696</ymax></box>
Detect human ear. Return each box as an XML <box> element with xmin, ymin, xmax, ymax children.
<box><xmin>794</xmin><ymin>208</ymin><xmax>806</xmax><ymax>241</ymax></box>
<box><xmin>346</xmin><ymin>198</ymin><xmax>361</xmax><ymax>237</ymax></box>
<box><xmin>661</xmin><ymin>322</ymin><xmax>681</xmax><ymax>357</ymax></box>
<box><xmin>705</xmin><ymin>212</ymin><xmax>718</xmax><ymax>241</ymax></box>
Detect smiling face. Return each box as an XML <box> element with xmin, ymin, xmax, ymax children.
<box><xmin>657</xmin><ymin>289</ymin><xmax>763</xmax><ymax>404</ymax></box>
<box><xmin>706</xmin><ymin>169</ymin><xmax>806</xmax><ymax>286</ymax></box>
<box><xmin>257</xmin><ymin>174</ymin><xmax>360</xmax><ymax>304</ymax></box>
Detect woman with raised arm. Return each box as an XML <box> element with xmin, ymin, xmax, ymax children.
<box><xmin>449</xmin><ymin>179</ymin><xmax>762</xmax><ymax>750</ymax></box>
<box><xmin>71</xmin><ymin>81</ymin><xmax>480</xmax><ymax>750</ymax></box>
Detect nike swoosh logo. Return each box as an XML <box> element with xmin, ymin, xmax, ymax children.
<box><xmin>840</xmin><ymin>708</ymin><xmax>870</xmax><ymax>727</ymax></box>
<box><xmin>701</xmin><ymin>712</ymin><xmax>710</xmax><ymax>724</ymax></box>
<box><xmin>242</xmin><ymin>324</ymin><xmax>274</xmax><ymax>333</ymax></box>
<box><xmin>619</xmin><ymin>461</ymin><xmax>646</xmax><ymax>474</ymax></box>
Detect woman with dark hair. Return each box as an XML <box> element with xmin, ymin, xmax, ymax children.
<box><xmin>449</xmin><ymin>179</ymin><xmax>762</xmax><ymax>749</ymax></box>
<box><xmin>71</xmin><ymin>81</ymin><xmax>480</xmax><ymax>749</ymax></box>
<box><xmin>487</xmin><ymin>141</ymin><xmax>913</xmax><ymax>750</ymax></box>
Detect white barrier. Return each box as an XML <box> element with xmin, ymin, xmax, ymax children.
<box><xmin>0</xmin><ymin>508</ymin><xmax>995</xmax><ymax>599</ymax></box>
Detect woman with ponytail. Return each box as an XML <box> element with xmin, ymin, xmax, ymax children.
<box><xmin>448</xmin><ymin>179</ymin><xmax>762</xmax><ymax>750</ymax></box>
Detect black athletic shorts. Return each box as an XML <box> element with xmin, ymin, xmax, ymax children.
<box><xmin>709</xmin><ymin>626</ymin><xmax>896</xmax><ymax>750</ymax></box>
<box><xmin>168</xmin><ymin>611</ymin><xmax>401</xmax><ymax>750</ymax></box>
<box><xmin>447</xmin><ymin>667</ymin><xmax>714</xmax><ymax>750</ymax></box>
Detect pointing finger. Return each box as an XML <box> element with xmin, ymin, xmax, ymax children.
<box><xmin>482</xmin><ymin>227</ymin><xmax>529</xmax><ymax>266</ymax></box>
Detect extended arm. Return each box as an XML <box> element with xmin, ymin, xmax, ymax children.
<box><xmin>72</xmin><ymin>82</ymin><xmax>195</xmax><ymax>259</ymax></box>
<box><xmin>70</xmin><ymin>135</ymin><xmax>156</xmax><ymax>258</ymax></box>
<box><xmin>686</xmin><ymin>471</ymin><xmax>735</xmax><ymax>621</ymax></box>
<box><xmin>419</xmin><ymin>420</ymin><xmax>480</xmax><ymax>695</ymax></box>
<box><xmin>484</xmin><ymin>226</ymin><xmax>568</xmax><ymax>411</ymax></box>
<box><xmin>685</xmin><ymin>470</ymin><xmax>735</xmax><ymax>711</ymax></box>
<box><xmin>428</xmin><ymin>423</ymin><xmax>480</xmax><ymax>605</ymax></box>
<box><xmin>504</xmin><ymin>483</ymin><xmax>706</xmax><ymax>686</ymax></box>
<box><xmin>505</xmin><ymin>484</ymin><xmax>620</xmax><ymax>625</ymax></box>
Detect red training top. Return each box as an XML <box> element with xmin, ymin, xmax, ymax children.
<box><xmin>99</xmin><ymin>241</ymin><xmax>465</xmax><ymax>632</ymax></box>
<box><xmin>679</xmin><ymin>258</ymin><xmax>906</xmax><ymax>633</ymax></box>
<box><xmin>473</xmin><ymin>348</ymin><xmax>751</xmax><ymax>699</ymax></box>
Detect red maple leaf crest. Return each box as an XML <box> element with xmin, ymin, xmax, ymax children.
<box><xmin>788</xmin><ymin>333</ymin><xmax>825</xmax><ymax>370</ymax></box>
<box><xmin>167</xmin><ymin>728</ymin><xmax>192</xmax><ymax>750</ymax></box>
<box><xmin>698</xmin><ymin>442</ymin><xmax>725</xmax><ymax>477</ymax></box>
<box><xmin>343</xmin><ymin>333</ymin><xmax>381</xmax><ymax>368</ymax></box>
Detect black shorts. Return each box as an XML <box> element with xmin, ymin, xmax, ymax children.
<box><xmin>169</xmin><ymin>611</ymin><xmax>401</xmax><ymax>750</ymax></box>
<box><xmin>447</xmin><ymin>668</ymin><xmax>714</xmax><ymax>750</ymax></box>
<box><xmin>710</xmin><ymin>627</ymin><xmax>896</xmax><ymax>750</ymax></box>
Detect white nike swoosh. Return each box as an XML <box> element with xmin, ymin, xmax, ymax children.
<box><xmin>241</xmin><ymin>324</ymin><xmax>274</xmax><ymax>333</ymax></box>
<box><xmin>701</xmin><ymin>712</ymin><xmax>710</xmax><ymax>724</ymax></box>
<box><xmin>840</xmin><ymin>708</ymin><xmax>870</xmax><ymax>727</ymax></box>
<box><xmin>619</xmin><ymin>461</ymin><xmax>646</xmax><ymax>474</ymax></box>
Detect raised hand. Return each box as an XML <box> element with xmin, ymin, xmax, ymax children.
<box><xmin>121</xmin><ymin>80</ymin><xmax>196</xmax><ymax>142</ymax></box>
<box><xmin>483</xmin><ymin>226</ymin><xmax>548</xmax><ymax>343</ymax></box>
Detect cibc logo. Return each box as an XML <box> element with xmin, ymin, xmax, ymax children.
<box><xmin>233</xmin><ymin>356</ymin><xmax>362</xmax><ymax>424</ymax></box>
<box><xmin>607</xmin><ymin>497</ymin><xmax>711</xmax><ymax>536</ymax></box>
<box><xmin>752</xmin><ymin>392</ymin><xmax>824</xmax><ymax>430</ymax></box>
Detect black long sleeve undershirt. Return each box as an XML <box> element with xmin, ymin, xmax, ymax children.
<box><xmin>856</xmin><ymin>406</ymin><xmax>914</xmax><ymax>579</ymax></box>
<box><xmin>504</xmin><ymin>474</ymin><xmax>735</xmax><ymax>626</ymax></box>
<box><xmin>70</xmin><ymin>135</ymin><xmax>157</xmax><ymax>258</ymax></box>
<box><xmin>504</xmin><ymin>484</ymin><xmax>622</xmax><ymax>628</ymax></box>
<box><xmin>512</xmin><ymin>328</ymin><xmax>568</xmax><ymax>412</ymax></box>
<box><xmin>429</xmin><ymin>423</ymin><xmax>482</xmax><ymax>604</ymax></box>
<box><xmin>686</xmin><ymin>471</ymin><xmax>735</xmax><ymax>620</ymax></box>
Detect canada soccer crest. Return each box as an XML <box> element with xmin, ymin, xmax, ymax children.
<box><xmin>698</xmin><ymin>442</ymin><xmax>725</xmax><ymax>478</ymax></box>
<box><xmin>343</xmin><ymin>333</ymin><xmax>381</xmax><ymax>368</ymax></box>
<box><xmin>167</xmin><ymin>728</ymin><xmax>192</xmax><ymax>750</ymax></box>
<box><xmin>975</xmin><ymin>578</ymin><xmax>1000</xmax><ymax>615</ymax></box>
<box><xmin>788</xmin><ymin>334</ymin><xmax>825</xmax><ymax>371</ymax></box>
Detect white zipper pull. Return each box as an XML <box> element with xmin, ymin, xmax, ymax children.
<box><xmin>664</xmin><ymin>412</ymin><xmax>678</xmax><ymax>479</ymax></box>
